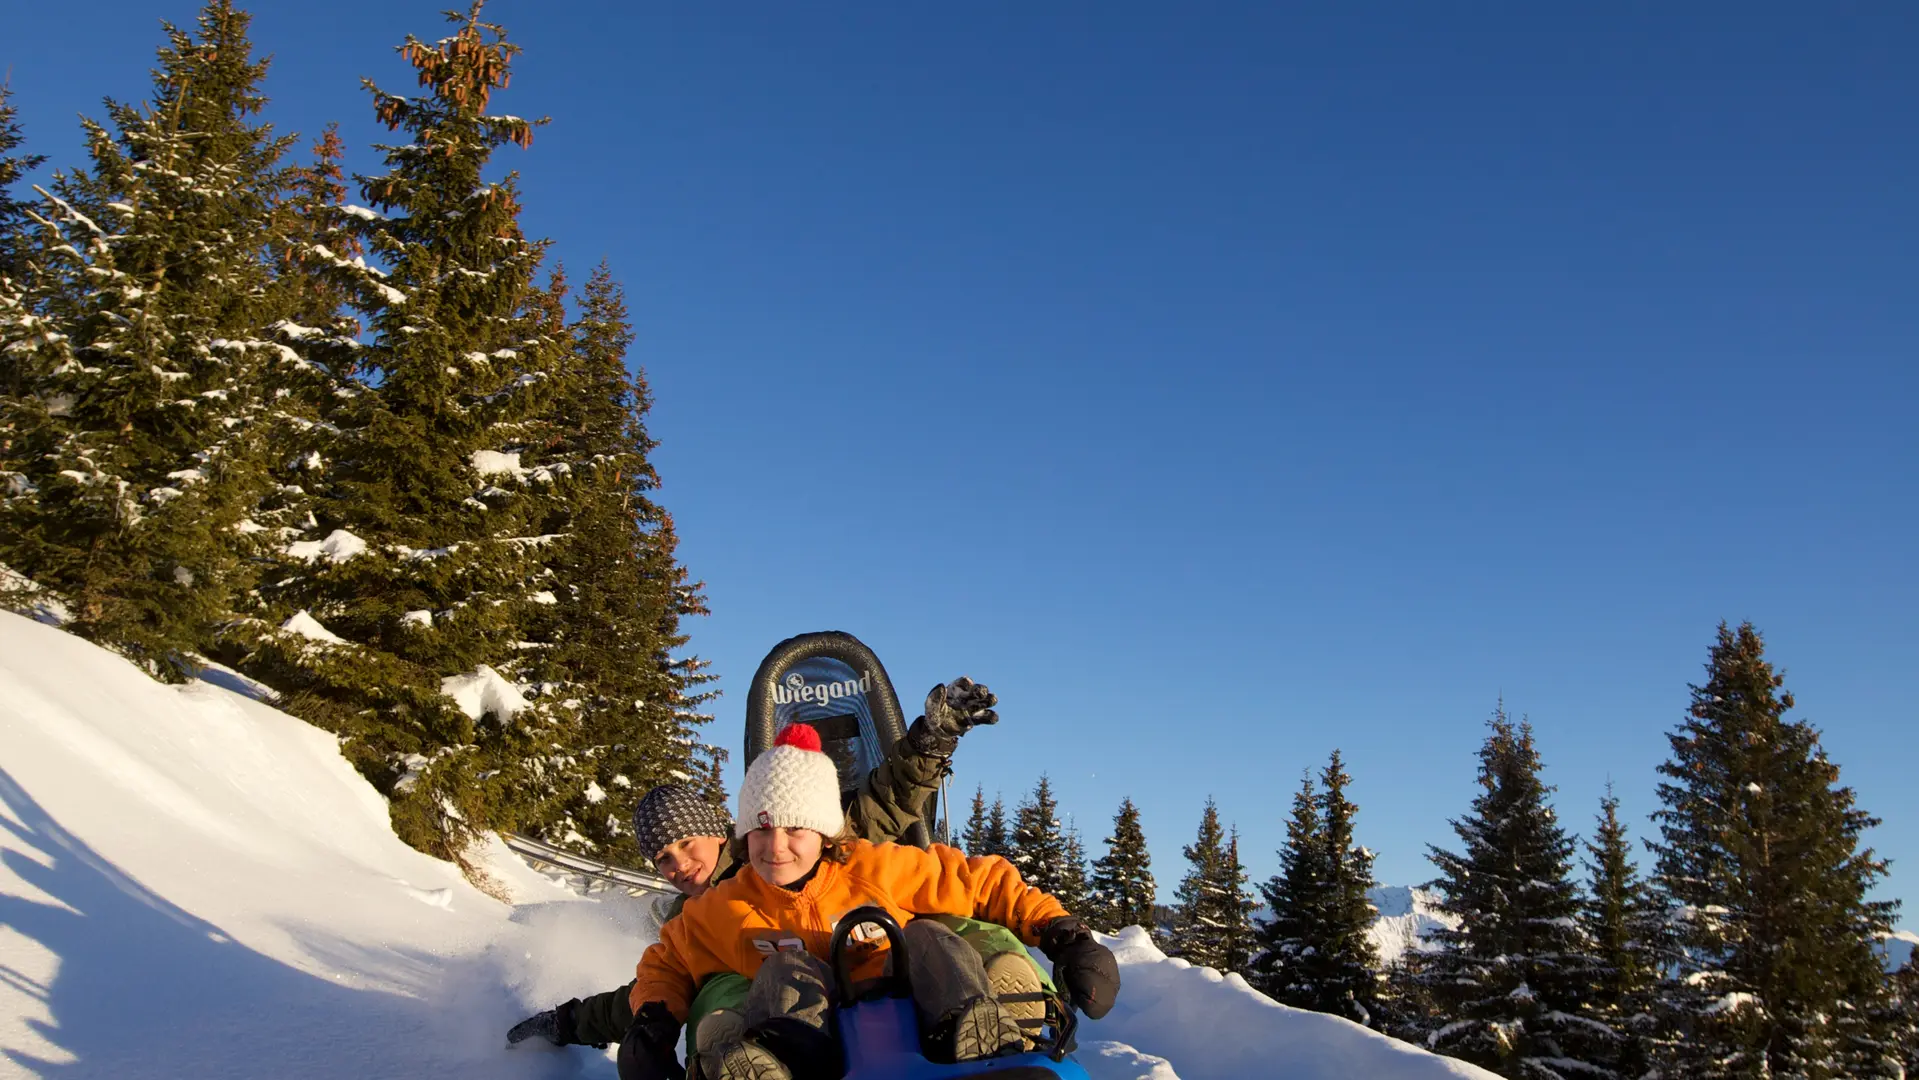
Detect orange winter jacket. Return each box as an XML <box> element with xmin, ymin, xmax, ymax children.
<box><xmin>630</xmin><ymin>840</ymin><xmax>1069</xmax><ymax>1021</ymax></box>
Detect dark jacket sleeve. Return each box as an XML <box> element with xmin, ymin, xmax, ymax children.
<box><xmin>590</xmin><ymin>853</ymin><xmax>736</xmax><ymax>1043</ymax></box>
<box><xmin>571</xmin><ymin>982</ymin><xmax>638</xmax><ymax>1047</ymax></box>
<box><xmin>847</xmin><ymin>742</ymin><xmax>948</xmax><ymax>843</ymax></box>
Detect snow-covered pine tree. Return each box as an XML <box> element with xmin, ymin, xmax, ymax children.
<box><xmin>1314</xmin><ymin>750</ymin><xmax>1386</xmax><ymax>1026</ymax></box>
<box><xmin>1088</xmin><ymin>796</ymin><xmax>1157</xmax><ymax>935</ymax></box>
<box><xmin>1010</xmin><ymin>775</ymin><xmax>1073</xmax><ymax>896</ymax></box>
<box><xmin>1221</xmin><ymin>828</ymin><xmax>1258</xmax><ymax>977</ymax></box>
<box><xmin>1582</xmin><ymin>787</ymin><xmax>1657</xmax><ymax>1075</ymax></box>
<box><xmin>0</xmin><ymin>83</ymin><xmax>47</xmax><ymax>476</ymax></box>
<box><xmin>504</xmin><ymin>262</ymin><xmax>716</xmax><ymax>863</ymax></box>
<box><xmin>266</xmin><ymin>123</ymin><xmax>363</xmax><ymax>332</ymax></box>
<box><xmin>1419</xmin><ymin>705</ymin><xmax>1614</xmax><ymax>1078</ymax></box>
<box><xmin>1171</xmin><ymin>797</ymin><xmax>1252</xmax><ymax>974</ymax></box>
<box><xmin>1256</xmin><ymin>773</ymin><xmax>1329</xmax><ymax>1006</ymax></box>
<box><xmin>236</xmin><ymin>5</ymin><xmax>575</xmax><ymax>859</ymax></box>
<box><xmin>1891</xmin><ymin>955</ymin><xmax>1919</xmax><ymax>1077</ymax></box>
<box><xmin>0</xmin><ymin>2</ymin><xmax>296</xmax><ymax>677</ymax></box>
<box><xmin>214</xmin><ymin>123</ymin><xmax>370</xmax><ymax>628</ymax></box>
<box><xmin>1646</xmin><ymin>622</ymin><xmax>1900</xmax><ymax>1079</ymax></box>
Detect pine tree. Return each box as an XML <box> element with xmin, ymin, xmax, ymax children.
<box><xmin>1315</xmin><ymin>750</ymin><xmax>1386</xmax><ymax>1025</ymax></box>
<box><xmin>1220</xmin><ymin>828</ymin><xmax>1259</xmax><ymax>977</ymax></box>
<box><xmin>1056</xmin><ymin>824</ymin><xmax>1091</xmax><ymax>916</ymax></box>
<box><xmin>1582</xmin><ymin>787</ymin><xmax>1657</xmax><ymax>1075</ymax></box>
<box><xmin>1170</xmin><ymin>797</ymin><xmax>1253</xmax><ymax>974</ymax></box>
<box><xmin>1890</xmin><ymin>955</ymin><xmax>1919</xmax><ymax>1078</ymax></box>
<box><xmin>502</xmin><ymin>262</ymin><xmax>715</xmax><ymax>863</ymax></box>
<box><xmin>0</xmin><ymin>83</ymin><xmax>45</xmax><ymax>281</ymax></box>
<box><xmin>696</xmin><ymin>744</ymin><xmax>729</xmax><ymax>811</ymax></box>
<box><xmin>235</xmin><ymin>5</ymin><xmax>574</xmax><ymax>859</ymax></box>
<box><xmin>0</xmin><ymin>2</ymin><xmax>295</xmax><ymax>677</ymax></box>
<box><xmin>1253</xmin><ymin>754</ymin><xmax>1384</xmax><ymax>1025</ymax></box>
<box><xmin>1418</xmin><ymin>705</ymin><xmax>1613</xmax><ymax>1078</ymax></box>
<box><xmin>1256</xmin><ymin>773</ymin><xmax>1329</xmax><ymax>1005</ymax></box>
<box><xmin>1646</xmin><ymin>622</ymin><xmax>1900</xmax><ymax>1078</ymax></box>
<box><xmin>1010</xmin><ymin>776</ymin><xmax>1073</xmax><ymax>896</ymax></box>
<box><xmin>1088</xmin><ymin>796</ymin><xmax>1157</xmax><ymax>935</ymax></box>
<box><xmin>963</xmin><ymin>786</ymin><xmax>992</xmax><ymax>856</ymax></box>
<box><xmin>980</xmin><ymin>795</ymin><xmax>1012</xmax><ymax>859</ymax></box>
<box><xmin>0</xmin><ymin>82</ymin><xmax>48</xmax><ymax>493</ymax></box>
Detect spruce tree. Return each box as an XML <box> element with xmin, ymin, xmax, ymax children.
<box><xmin>1254</xmin><ymin>754</ymin><xmax>1384</xmax><ymax>1024</ymax></box>
<box><xmin>1891</xmin><ymin>955</ymin><xmax>1919</xmax><ymax>1078</ymax></box>
<box><xmin>1583</xmin><ymin>787</ymin><xmax>1657</xmax><ymax>1075</ymax></box>
<box><xmin>1256</xmin><ymin>772</ymin><xmax>1330</xmax><ymax>1005</ymax></box>
<box><xmin>1419</xmin><ymin>705</ymin><xmax>1613</xmax><ymax>1078</ymax></box>
<box><xmin>1089</xmin><ymin>796</ymin><xmax>1157</xmax><ymax>935</ymax></box>
<box><xmin>1171</xmin><ymin>797</ymin><xmax>1253</xmax><ymax>974</ymax></box>
<box><xmin>1646</xmin><ymin>622</ymin><xmax>1900</xmax><ymax>1078</ymax></box>
<box><xmin>235</xmin><ymin>5</ymin><xmax>573</xmax><ymax>859</ymax></box>
<box><xmin>963</xmin><ymin>786</ymin><xmax>992</xmax><ymax>855</ymax></box>
<box><xmin>0</xmin><ymin>83</ymin><xmax>46</xmax><ymax>492</ymax></box>
<box><xmin>1220</xmin><ymin>828</ymin><xmax>1259</xmax><ymax>977</ymax></box>
<box><xmin>1057</xmin><ymin>824</ymin><xmax>1092</xmax><ymax>916</ymax></box>
<box><xmin>0</xmin><ymin>1</ymin><xmax>294</xmax><ymax>676</ymax></box>
<box><xmin>0</xmin><ymin>83</ymin><xmax>44</xmax><ymax>281</ymax></box>
<box><xmin>1315</xmin><ymin>750</ymin><xmax>1386</xmax><ymax>1025</ymax></box>
<box><xmin>1011</xmin><ymin>775</ymin><xmax>1073</xmax><ymax>896</ymax></box>
<box><xmin>217</xmin><ymin>122</ymin><xmax>368</xmax><ymax>630</ymax></box>
<box><xmin>503</xmin><ymin>262</ymin><xmax>716</xmax><ymax>863</ymax></box>
<box><xmin>978</xmin><ymin>795</ymin><xmax>1012</xmax><ymax>859</ymax></box>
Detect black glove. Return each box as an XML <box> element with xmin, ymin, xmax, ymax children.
<box><xmin>506</xmin><ymin>997</ymin><xmax>581</xmax><ymax>1047</ymax></box>
<box><xmin>918</xmin><ymin>677</ymin><xmax>998</xmax><ymax>740</ymax></box>
<box><xmin>1040</xmin><ymin>916</ymin><xmax>1119</xmax><ymax>1020</ymax></box>
<box><xmin>617</xmin><ymin>1001</ymin><xmax>686</xmax><ymax>1080</ymax></box>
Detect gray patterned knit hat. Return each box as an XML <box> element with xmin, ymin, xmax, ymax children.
<box><xmin>631</xmin><ymin>784</ymin><xmax>733</xmax><ymax>860</ymax></box>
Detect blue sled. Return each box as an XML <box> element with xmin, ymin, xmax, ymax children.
<box><xmin>830</xmin><ymin>907</ymin><xmax>1093</xmax><ymax>1080</ymax></box>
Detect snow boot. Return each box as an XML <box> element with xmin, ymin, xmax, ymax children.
<box><xmin>698</xmin><ymin>1012</ymin><xmax>791</xmax><ymax>1080</ymax></box>
<box><xmin>947</xmin><ymin>995</ymin><xmax>1025</xmax><ymax>1062</ymax></box>
<box><xmin>984</xmin><ymin>950</ymin><xmax>1048</xmax><ymax>1048</ymax></box>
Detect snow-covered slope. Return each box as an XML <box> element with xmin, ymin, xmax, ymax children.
<box><xmin>1081</xmin><ymin>929</ymin><xmax>1492</xmax><ymax>1079</ymax></box>
<box><xmin>1368</xmin><ymin>886</ymin><xmax>1459</xmax><ymax>966</ymax></box>
<box><xmin>0</xmin><ymin>610</ymin><xmax>1492</xmax><ymax>1079</ymax></box>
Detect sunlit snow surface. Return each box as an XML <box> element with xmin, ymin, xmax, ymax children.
<box><xmin>0</xmin><ymin>610</ymin><xmax>1493</xmax><ymax>1079</ymax></box>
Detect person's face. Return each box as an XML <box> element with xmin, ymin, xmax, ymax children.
<box><xmin>746</xmin><ymin>827</ymin><xmax>824</xmax><ymax>887</ymax></box>
<box><xmin>654</xmin><ymin>835</ymin><xmax>725</xmax><ymax>897</ymax></box>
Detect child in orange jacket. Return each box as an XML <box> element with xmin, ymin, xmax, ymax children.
<box><xmin>619</xmin><ymin>723</ymin><xmax>1120</xmax><ymax>1080</ymax></box>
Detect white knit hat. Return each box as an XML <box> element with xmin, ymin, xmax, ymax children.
<box><xmin>736</xmin><ymin>723</ymin><xmax>847</xmax><ymax>838</ymax></box>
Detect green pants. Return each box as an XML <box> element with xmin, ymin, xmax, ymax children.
<box><xmin>685</xmin><ymin>971</ymin><xmax>751</xmax><ymax>1054</ymax></box>
<box><xmin>681</xmin><ymin>916</ymin><xmax>1051</xmax><ymax>1052</ymax></box>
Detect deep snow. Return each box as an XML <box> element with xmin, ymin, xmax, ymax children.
<box><xmin>0</xmin><ymin>609</ymin><xmax>1494</xmax><ymax>1079</ymax></box>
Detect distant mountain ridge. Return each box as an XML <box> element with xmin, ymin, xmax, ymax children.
<box><xmin>1367</xmin><ymin>885</ymin><xmax>1458</xmax><ymax>966</ymax></box>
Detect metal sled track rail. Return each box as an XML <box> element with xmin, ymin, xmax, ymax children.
<box><xmin>500</xmin><ymin>832</ymin><xmax>678</xmax><ymax>896</ymax></box>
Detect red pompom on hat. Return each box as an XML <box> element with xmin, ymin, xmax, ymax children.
<box><xmin>775</xmin><ymin>722</ymin><xmax>822</xmax><ymax>752</ymax></box>
<box><xmin>735</xmin><ymin>721</ymin><xmax>846</xmax><ymax>838</ymax></box>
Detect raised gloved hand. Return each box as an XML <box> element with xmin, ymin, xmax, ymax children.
<box><xmin>906</xmin><ymin>677</ymin><xmax>999</xmax><ymax>757</ymax></box>
<box><xmin>1040</xmin><ymin>916</ymin><xmax>1120</xmax><ymax>1020</ymax></box>
<box><xmin>506</xmin><ymin>998</ymin><xmax>580</xmax><ymax>1047</ymax></box>
<box><xmin>616</xmin><ymin>1001</ymin><xmax>686</xmax><ymax>1080</ymax></box>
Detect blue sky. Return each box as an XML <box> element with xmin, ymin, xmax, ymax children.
<box><xmin>6</xmin><ymin>3</ymin><xmax>1915</xmax><ymax>915</ymax></box>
